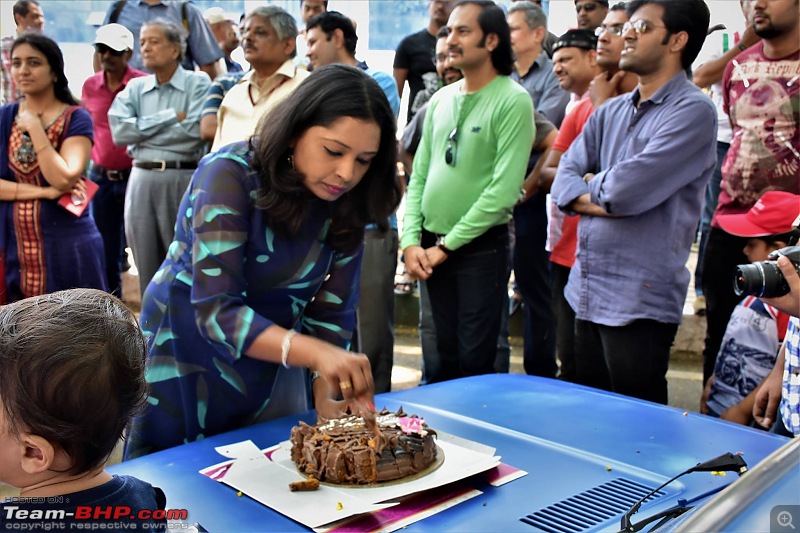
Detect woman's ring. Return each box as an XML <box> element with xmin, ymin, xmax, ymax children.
<box><xmin>339</xmin><ymin>381</ymin><xmax>352</xmax><ymax>391</ymax></box>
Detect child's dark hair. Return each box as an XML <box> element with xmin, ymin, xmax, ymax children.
<box><xmin>0</xmin><ymin>289</ymin><xmax>147</xmax><ymax>475</ymax></box>
<box><xmin>762</xmin><ymin>230</ymin><xmax>797</xmax><ymax>247</ymax></box>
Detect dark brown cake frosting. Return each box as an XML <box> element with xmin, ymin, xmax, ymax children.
<box><xmin>290</xmin><ymin>408</ymin><xmax>437</xmax><ymax>484</ymax></box>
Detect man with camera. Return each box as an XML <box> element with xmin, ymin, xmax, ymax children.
<box><xmin>700</xmin><ymin>191</ymin><xmax>798</xmax><ymax>427</ymax></box>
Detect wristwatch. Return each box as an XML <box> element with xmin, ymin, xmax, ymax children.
<box><xmin>435</xmin><ymin>235</ymin><xmax>451</xmax><ymax>255</ymax></box>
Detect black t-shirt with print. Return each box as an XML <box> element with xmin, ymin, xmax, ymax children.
<box><xmin>394</xmin><ymin>28</ymin><xmax>438</xmax><ymax>122</ymax></box>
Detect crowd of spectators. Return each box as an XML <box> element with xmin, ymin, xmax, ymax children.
<box><xmin>0</xmin><ymin>0</ymin><xmax>798</xmax><ymax>453</ymax></box>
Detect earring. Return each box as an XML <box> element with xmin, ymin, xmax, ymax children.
<box><xmin>287</xmin><ymin>153</ymin><xmax>295</xmax><ymax>170</ymax></box>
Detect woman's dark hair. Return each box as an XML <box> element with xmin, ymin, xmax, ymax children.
<box><xmin>455</xmin><ymin>0</ymin><xmax>514</xmax><ymax>76</ymax></box>
<box><xmin>0</xmin><ymin>289</ymin><xmax>148</xmax><ymax>476</ymax></box>
<box><xmin>626</xmin><ymin>0</ymin><xmax>710</xmax><ymax>72</ymax></box>
<box><xmin>251</xmin><ymin>64</ymin><xmax>401</xmax><ymax>252</ymax></box>
<box><xmin>11</xmin><ymin>33</ymin><xmax>78</xmax><ymax>106</ymax></box>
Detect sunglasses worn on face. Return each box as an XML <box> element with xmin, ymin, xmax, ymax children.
<box><xmin>622</xmin><ymin>19</ymin><xmax>667</xmax><ymax>36</ymax></box>
<box><xmin>445</xmin><ymin>127</ymin><xmax>458</xmax><ymax>166</ymax></box>
<box><xmin>576</xmin><ymin>3</ymin><xmax>598</xmax><ymax>13</ymax></box>
<box><xmin>95</xmin><ymin>44</ymin><xmax>125</xmax><ymax>56</ymax></box>
<box><xmin>595</xmin><ymin>24</ymin><xmax>625</xmax><ymax>37</ymax></box>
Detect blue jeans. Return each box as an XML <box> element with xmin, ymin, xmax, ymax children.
<box><xmin>88</xmin><ymin>165</ymin><xmax>128</xmax><ymax>296</ymax></box>
<box><xmin>423</xmin><ymin>225</ymin><xmax>509</xmax><ymax>383</ymax></box>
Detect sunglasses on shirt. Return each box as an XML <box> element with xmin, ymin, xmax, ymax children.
<box><xmin>445</xmin><ymin>127</ymin><xmax>458</xmax><ymax>166</ymax></box>
<box><xmin>95</xmin><ymin>44</ymin><xmax>125</xmax><ymax>56</ymax></box>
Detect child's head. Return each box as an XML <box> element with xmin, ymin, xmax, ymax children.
<box><xmin>717</xmin><ymin>191</ymin><xmax>800</xmax><ymax>263</ymax></box>
<box><xmin>0</xmin><ymin>289</ymin><xmax>146</xmax><ymax>486</ymax></box>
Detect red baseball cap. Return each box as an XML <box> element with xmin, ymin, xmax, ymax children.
<box><xmin>717</xmin><ymin>191</ymin><xmax>800</xmax><ymax>237</ymax></box>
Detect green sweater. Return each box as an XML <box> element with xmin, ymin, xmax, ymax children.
<box><xmin>401</xmin><ymin>75</ymin><xmax>534</xmax><ymax>251</ymax></box>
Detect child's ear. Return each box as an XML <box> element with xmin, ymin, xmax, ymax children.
<box><xmin>20</xmin><ymin>434</ymin><xmax>56</xmax><ymax>474</ymax></box>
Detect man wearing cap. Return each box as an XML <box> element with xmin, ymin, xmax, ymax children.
<box><xmin>212</xmin><ymin>6</ymin><xmax>308</xmax><ymax>152</ymax></box>
<box><xmin>81</xmin><ymin>24</ymin><xmax>147</xmax><ymax>297</ymax></box>
<box><xmin>109</xmin><ymin>20</ymin><xmax>210</xmax><ymax>295</ymax></box>
<box><xmin>538</xmin><ymin>29</ymin><xmax>601</xmax><ymax>382</ymax></box>
<box><xmin>505</xmin><ymin>0</ymin><xmax>568</xmax><ymax>378</ymax></box>
<box><xmin>575</xmin><ymin>0</ymin><xmax>609</xmax><ymax>32</ymax></box>
<box><xmin>0</xmin><ymin>0</ymin><xmax>44</xmax><ymax>104</ymax></box>
<box><xmin>204</xmin><ymin>7</ymin><xmax>242</xmax><ymax>74</ymax></box>
<box><xmin>703</xmin><ymin>191</ymin><xmax>798</xmax><ymax>430</ymax></box>
<box><xmin>551</xmin><ymin>0</ymin><xmax>716</xmax><ymax>404</ymax></box>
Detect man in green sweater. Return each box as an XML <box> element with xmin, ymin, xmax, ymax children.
<box><xmin>401</xmin><ymin>0</ymin><xmax>534</xmax><ymax>383</ymax></box>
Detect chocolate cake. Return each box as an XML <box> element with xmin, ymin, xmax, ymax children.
<box><xmin>290</xmin><ymin>408</ymin><xmax>438</xmax><ymax>485</ymax></box>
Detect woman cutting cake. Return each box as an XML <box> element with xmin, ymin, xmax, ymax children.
<box><xmin>124</xmin><ymin>65</ymin><xmax>401</xmax><ymax>459</ymax></box>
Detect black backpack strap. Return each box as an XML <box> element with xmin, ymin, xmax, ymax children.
<box><xmin>108</xmin><ymin>0</ymin><xmax>127</xmax><ymax>24</ymax></box>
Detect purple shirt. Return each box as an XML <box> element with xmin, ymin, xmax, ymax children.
<box><xmin>551</xmin><ymin>72</ymin><xmax>716</xmax><ymax>326</ymax></box>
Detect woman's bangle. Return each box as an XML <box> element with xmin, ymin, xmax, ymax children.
<box><xmin>34</xmin><ymin>144</ymin><xmax>53</xmax><ymax>155</ymax></box>
<box><xmin>281</xmin><ymin>329</ymin><xmax>297</xmax><ymax>368</ymax></box>
<box><xmin>13</xmin><ymin>182</ymin><xmax>19</xmax><ymax>201</ymax></box>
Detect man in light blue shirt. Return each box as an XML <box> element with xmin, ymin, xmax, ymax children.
<box><xmin>551</xmin><ymin>0</ymin><xmax>716</xmax><ymax>404</ymax></box>
<box><xmin>109</xmin><ymin>20</ymin><xmax>210</xmax><ymax>295</ymax></box>
<box><xmin>306</xmin><ymin>11</ymin><xmax>400</xmax><ymax>393</ymax></box>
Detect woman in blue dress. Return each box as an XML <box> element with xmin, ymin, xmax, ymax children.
<box><xmin>125</xmin><ymin>65</ymin><xmax>402</xmax><ymax>458</ymax></box>
<box><xmin>0</xmin><ymin>34</ymin><xmax>106</xmax><ymax>303</ymax></box>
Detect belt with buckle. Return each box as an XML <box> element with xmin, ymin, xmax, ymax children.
<box><xmin>89</xmin><ymin>163</ymin><xmax>131</xmax><ymax>182</ymax></box>
<box><xmin>133</xmin><ymin>160</ymin><xmax>198</xmax><ymax>172</ymax></box>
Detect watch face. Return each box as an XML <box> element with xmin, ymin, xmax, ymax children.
<box><xmin>436</xmin><ymin>236</ymin><xmax>445</xmax><ymax>247</ymax></box>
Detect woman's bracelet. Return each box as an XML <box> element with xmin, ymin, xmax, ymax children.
<box><xmin>281</xmin><ymin>329</ymin><xmax>297</xmax><ymax>368</ymax></box>
<box><xmin>13</xmin><ymin>182</ymin><xmax>19</xmax><ymax>201</ymax></box>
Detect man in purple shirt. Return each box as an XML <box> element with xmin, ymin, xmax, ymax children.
<box><xmin>81</xmin><ymin>24</ymin><xmax>147</xmax><ymax>296</ymax></box>
<box><xmin>551</xmin><ymin>0</ymin><xmax>716</xmax><ymax>404</ymax></box>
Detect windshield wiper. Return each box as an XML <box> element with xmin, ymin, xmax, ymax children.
<box><xmin>618</xmin><ymin>452</ymin><xmax>748</xmax><ymax>532</ymax></box>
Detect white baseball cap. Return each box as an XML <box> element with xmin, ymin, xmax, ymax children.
<box><xmin>94</xmin><ymin>23</ymin><xmax>134</xmax><ymax>52</ymax></box>
<box><xmin>204</xmin><ymin>7</ymin><xmax>228</xmax><ymax>25</ymax></box>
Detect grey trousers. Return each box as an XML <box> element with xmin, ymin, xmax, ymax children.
<box><xmin>125</xmin><ymin>167</ymin><xmax>193</xmax><ymax>295</ymax></box>
<box><xmin>355</xmin><ymin>228</ymin><xmax>398</xmax><ymax>393</ymax></box>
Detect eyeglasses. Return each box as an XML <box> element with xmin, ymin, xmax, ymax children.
<box><xmin>576</xmin><ymin>3</ymin><xmax>599</xmax><ymax>13</ymax></box>
<box><xmin>95</xmin><ymin>44</ymin><xmax>125</xmax><ymax>56</ymax></box>
<box><xmin>445</xmin><ymin>127</ymin><xmax>458</xmax><ymax>166</ymax></box>
<box><xmin>595</xmin><ymin>24</ymin><xmax>625</xmax><ymax>37</ymax></box>
<box><xmin>622</xmin><ymin>19</ymin><xmax>667</xmax><ymax>36</ymax></box>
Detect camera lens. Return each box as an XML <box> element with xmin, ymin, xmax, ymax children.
<box><xmin>734</xmin><ymin>263</ymin><xmax>764</xmax><ymax>296</ymax></box>
<box><xmin>733</xmin><ymin>261</ymin><xmax>789</xmax><ymax>298</ymax></box>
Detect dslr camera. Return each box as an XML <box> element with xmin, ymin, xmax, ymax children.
<box><xmin>734</xmin><ymin>246</ymin><xmax>800</xmax><ymax>298</ymax></box>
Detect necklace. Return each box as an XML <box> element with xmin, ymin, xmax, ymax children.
<box><xmin>14</xmin><ymin>104</ymin><xmax>69</xmax><ymax>165</ymax></box>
